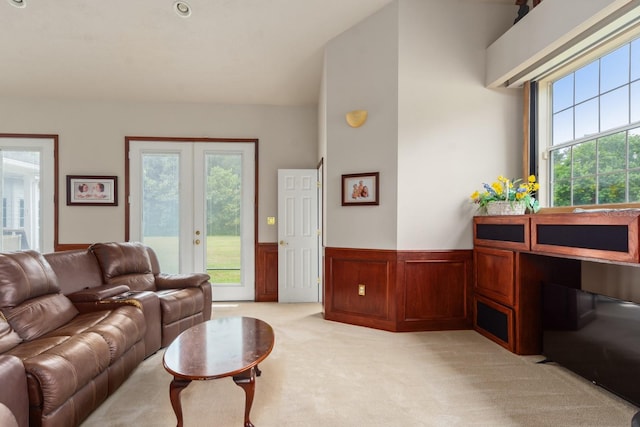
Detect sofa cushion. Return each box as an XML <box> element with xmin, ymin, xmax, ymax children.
<box><xmin>90</xmin><ymin>242</ymin><xmax>156</xmax><ymax>292</ymax></box>
<box><xmin>157</xmin><ymin>288</ymin><xmax>205</xmax><ymax>324</ymax></box>
<box><xmin>3</xmin><ymin>294</ymin><xmax>78</xmax><ymax>341</ymax></box>
<box><xmin>0</xmin><ymin>251</ymin><xmax>78</xmax><ymax>341</ymax></box>
<box><xmin>0</xmin><ymin>251</ymin><xmax>61</xmax><ymax>307</ymax></box>
<box><xmin>0</xmin><ymin>355</ymin><xmax>27</xmax><ymax>427</ymax></box>
<box><xmin>44</xmin><ymin>249</ymin><xmax>104</xmax><ymax>295</ymax></box>
<box><xmin>19</xmin><ymin>332</ymin><xmax>111</xmax><ymax>414</ymax></box>
<box><xmin>44</xmin><ymin>307</ymin><xmax>146</xmax><ymax>363</ymax></box>
<box><xmin>0</xmin><ymin>316</ymin><xmax>21</xmax><ymax>353</ymax></box>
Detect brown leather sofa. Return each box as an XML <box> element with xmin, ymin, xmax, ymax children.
<box><xmin>0</xmin><ymin>243</ymin><xmax>213</xmax><ymax>427</ymax></box>
<box><xmin>89</xmin><ymin>242</ymin><xmax>212</xmax><ymax>347</ymax></box>
<box><xmin>0</xmin><ymin>250</ymin><xmax>147</xmax><ymax>427</ymax></box>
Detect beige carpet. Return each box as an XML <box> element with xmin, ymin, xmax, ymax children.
<box><xmin>82</xmin><ymin>302</ymin><xmax>639</xmax><ymax>427</ymax></box>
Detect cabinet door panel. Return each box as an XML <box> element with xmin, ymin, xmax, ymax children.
<box><xmin>474</xmin><ymin>247</ymin><xmax>514</xmax><ymax>306</ymax></box>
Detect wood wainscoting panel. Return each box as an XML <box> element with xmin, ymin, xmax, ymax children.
<box><xmin>324</xmin><ymin>248</ymin><xmax>472</xmax><ymax>332</ymax></box>
<box><xmin>397</xmin><ymin>251</ymin><xmax>473</xmax><ymax>332</ymax></box>
<box><xmin>324</xmin><ymin>248</ymin><xmax>397</xmax><ymax>331</ymax></box>
<box><xmin>256</xmin><ymin>243</ymin><xmax>278</xmax><ymax>302</ymax></box>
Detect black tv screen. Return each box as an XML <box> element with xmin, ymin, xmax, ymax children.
<box><xmin>542</xmin><ymin>282</ymin><xmax>640</xmax><ymax>407</ymax></box>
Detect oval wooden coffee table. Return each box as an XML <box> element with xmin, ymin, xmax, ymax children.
<box><xmin>163</xmin><ymin>317</ymin><xmax>275</xmax><ymax>427</ymax></box>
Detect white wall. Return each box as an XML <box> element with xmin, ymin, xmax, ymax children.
<box><xmin>324</xmin><ymin>2</ymin><xmax>400</xmax><ymax>249</ymax></box>
<box><xmin>397</xmin><ymin>0</ymin><xmax>519</xmax><ymax>250</ymax></box>
<box><xmin>323</xmin><ymin>0</ymin><xmax>519</xmax><ymax>250</ymax></box>
<box><xmin>582</xmin><ymin>261</ymin><xmax>640</xmax><ymax>304</ymax></box>
<box><xmin>0</xmin><ymin>97</ymin><xmax>317</xmax><ymax>244</ymax></box>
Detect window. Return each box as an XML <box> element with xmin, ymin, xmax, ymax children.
<box><xmin>540</xmin><ymin>32</ymin><xmax>640</xmax><ymax>207</ymax></box>
<box><xmin>0</xmin><ymin>135</ymin><xmax>56</xmax><ymax>252</ymax></box>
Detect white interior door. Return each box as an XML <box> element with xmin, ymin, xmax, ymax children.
<box><xmin>129</xmin><ymin>140</ymin><xmax>255</xmax><ymax>301</ymax></box>
<box><xmin>278</xmin><ymin>169</ymin><xmax>319</xmax><ymax>303</ymax></box>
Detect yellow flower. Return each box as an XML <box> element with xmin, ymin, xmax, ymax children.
<box><xmin>516</xmin><ymin>192</ymin><xmax>524</xmax><ymax>200</ymax></box>
<box><xmin>528</xmin><ymin>175</ymin><xmax>536</xmax><ymax>183</ymax></box>
<box><xmin>470</xmin><ymin>191</ymin><xmax>479</xmax><ymax>200</ymax></box>
<box><xmin>491</xmin><ymin>182</ymin><xmax>503</xmax><ymax>194</ymax></box>
<box><xmin>497</xmin><ymin>175</ymin><xmax>507</xmax><ymax>183</ymax></box>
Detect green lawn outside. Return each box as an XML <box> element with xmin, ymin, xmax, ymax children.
<box><xmin>143</xmin><ymin>235</ymin><xmax>241</xmax><ymax>283</ymax></box>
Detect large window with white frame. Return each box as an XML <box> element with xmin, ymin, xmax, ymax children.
<box><xmin>0</xmin><ymin>135</ymin><xmax>56</xmax><ymax>253</ymax></box>
<box><xmin>539</xmin><ymin>30</ymin><xmax>640</xmax><ymax>208</ymax></box>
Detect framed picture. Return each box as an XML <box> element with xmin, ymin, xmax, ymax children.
<box><xmin>67</xmin><ymin>175</ymin><xmax>118</xmax><ymax>206</ymax></box>
<box><xmin>342</xmin><ymin>172</ymin><xmax>379</xmax><ymax>206</ymax></box>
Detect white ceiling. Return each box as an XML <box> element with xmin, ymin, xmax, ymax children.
<box><xmin>0</xmin><ymin>0</ymin><xmax>517</xmax><ymax>106</ymax></box>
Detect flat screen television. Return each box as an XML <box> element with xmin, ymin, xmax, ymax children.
<box><xmin>542</xmin><ymin>282</ymin><xmax>640</xmax><ymax>407</ymax></box>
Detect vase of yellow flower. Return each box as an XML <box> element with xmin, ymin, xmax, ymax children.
<box><xmin>470</xmin><ymin>175</ymin><xmax>540</xmax><ymax>215</ymax></box>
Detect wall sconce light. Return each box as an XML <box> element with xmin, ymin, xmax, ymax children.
<box><xmin>174</xmin><ymin>1</ymin><xmax>192</xmax><ymax>17</ymax></box>
<box><xmin>345</xmin><ymin>110</ymin><xmax>368</xmax><ymax>128</ymax></box>
<box><xmin>8</xmin><ymin>0</ymin><xmax>26</xmax><ymax>8</ymax></box>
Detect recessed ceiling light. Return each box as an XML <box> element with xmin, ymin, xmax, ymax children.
<box><xmin>8</xmin><ymin>0</ymin><xmax>26</xmax><ymax>8</ymax></box>
<box><xmin>174</xmin><ymin>1</ymin><xmax>191</xmax><ymax>18</ymax></box>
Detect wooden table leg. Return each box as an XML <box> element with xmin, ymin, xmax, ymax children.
<box><xmin>233</xmin><ymin>367</ymin><xmax>257</xmax><ymax>427</ymax></box>
<box><xmin>169</xmin><ymin>378</ymin><xmax>192</xmax><ymax>427</ymax></box>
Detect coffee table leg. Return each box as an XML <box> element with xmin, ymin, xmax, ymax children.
<box><xmin>233</xmin><ymin>367</ymin><xmax>256</xmax><ymax>427</ymax></box>
<box><xmin>169</xmin><ymin>378</ymin><xmax>192</xmax><ymax>427</ymax></box>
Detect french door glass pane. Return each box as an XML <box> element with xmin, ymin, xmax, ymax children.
<box><xmin>142</xmin><ymin>153</ymin><xmax>180</xmax><ymax>273</ymax></box>
<box><xmin>205</xmin><ymin>153</ymin><xmax>241</xmax><ymax>283</ymax></box>
<box><xmin>0</xmin><ymin>150</ymin><xmax>40</xmax><ymax>251</ymax></box>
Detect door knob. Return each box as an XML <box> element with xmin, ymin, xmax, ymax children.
<box><xmin>195</xmin><ymin>239</ymin><xmax>201</xmax><ymax>245</ymax></box>
<box><xmin>279</xmin><ymin>240</ymin><xmax>288</xmax><ymax>246</ymax></box>
<box><xmin>195</xmin><ymin>230</ymin><xmax>201</xmax><ymax>236</ymax></box>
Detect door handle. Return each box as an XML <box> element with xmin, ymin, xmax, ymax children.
<box><xmin>279</xmin><ymin>240</ymin><xmax>288</xmax><ymax>246</ymax></box>
<box><xmin>195</xmin><ymin>239</ymin><xmax>201</xmax><ymax>245</ymax></box>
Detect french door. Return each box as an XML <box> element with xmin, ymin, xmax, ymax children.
<box><xmin>128</xmin><ymin>139</ymin><xmax>255</xmax><ymax>301</ymax></box>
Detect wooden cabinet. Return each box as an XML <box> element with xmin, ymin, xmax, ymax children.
<box><xmin>473</xmin><ymin>214</ymin><xmax>587</xmax><ymax>355</ymax></box>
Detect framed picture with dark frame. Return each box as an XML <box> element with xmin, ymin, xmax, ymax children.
<box><xmin>66</xmin><ymin>175</ymin><xmax>118</xmax><ymax>206</ymax></box>
<box><xmin>342</xmin><ymin>172</ymin><xmax>379</xmax><ymax>206</ymax></box>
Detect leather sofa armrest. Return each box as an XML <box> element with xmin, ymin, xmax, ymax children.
<box><xmin>155</xmin><ymin>273</ymin><xmax>210</xmax><ymax>290</ymax></box>
<box><xmin>67</xmin><ymin>284</ymin><xmax>131</xmax><ymax>303</ymax></box>
<box><xmin>0</xmin><ymin>355</ymin><xmax>28</xmax><ymax>427</ymax></box>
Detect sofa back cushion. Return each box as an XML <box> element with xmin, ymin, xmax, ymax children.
<box><xmin>0</xmin><ymin>251</ymin><xmax>78</xmax><ymax>341</ymax></box>
<box><xmin>0</xmin><ymin>251</ymin><xmax>60</xmax><ymax>307</ymax></box>
<box><xmin>44</xmin><ymin>249</ymin><xmax>104</xmax><ymax>295</ymax></box>
<box><xmin>90</xmin><ymin>242</ymin><xmax>156</xmax><ymax>292</ymax></box>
